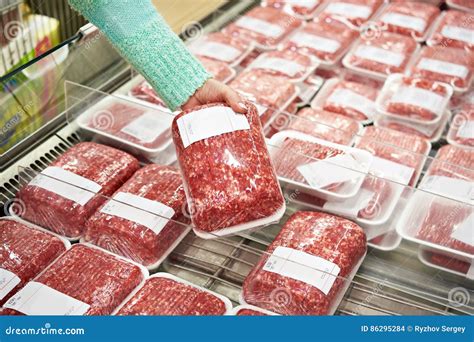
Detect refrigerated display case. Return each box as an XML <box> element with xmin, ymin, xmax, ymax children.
<box><xmin>0</xmin><ymin>0</ymin><xmax>472</xmax><ymax>317</ymax></box>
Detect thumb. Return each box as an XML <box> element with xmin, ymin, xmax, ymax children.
<box><xmin>224</xmin><ymin>88</ymin><xmax>247</xmax><ymax>114</ymax></box>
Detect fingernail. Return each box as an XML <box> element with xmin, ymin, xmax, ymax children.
<box><xmin>238</xmin><ymin>102</ymin><xmax>247</xmax><ymax>111</ymax></box>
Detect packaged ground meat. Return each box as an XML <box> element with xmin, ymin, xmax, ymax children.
<box><xmin>231</xmin><ymin>304</ymin><xmax>277</xmax><ymax>316</ymax></box>
<box><xmin>376</xmin><ymin>2</ymin><xmax>440</xmax><ymax>41</ymax></box>
<box><xmin>230</xmin><ymin>70</ymin><xmax>299</xmax><ymax>125</ymax></box>
<box><xmin>0</xmin><ymin>217</ymin><xmax>69</xmax><ymax>306</ymax></box>
<box><xmin>420</xmin><ymin>249</ymin><xmax>473</xmax><ymax>279</ymax></box>
<box><xmin>241</xmin><ymin>211</ymin><xmax>367</xmax><ymax>315</ymax></box>
<box><xmin>78</xmin><ymin>96</ymin><xmax>174</xmax><ymax>150</ymax></box>
<box><xmin>263</xmin><ymin>0</ymin><xmax>322</xmax><ymax>19</ymax></box>
<box><xmin>319</xmin><ymin>0</ymin><xmax>384</xmax><ymax>27</ymax></box>
<box><xmin>282</xmin><ymin>15</ymin><xmax>358</xmax><ymax>66</ymax></box>
<box><xmin>171</xmin><ymin>103</ymin><xmax>285</xmax><ymax>238</ymax></box>
<box><xmin>410</xmin><ymin>46</ymin><xmax>474</xmax><ymax>92</ymax></box>
<box><xmin>223</xmin><ymin>6</ymin><xmax>302</xmax><ymax>49</ymax></box>
<box><xmin>269</xmin><ymin>131</ymin><xmax>372</xmax><ymax>200</ymax></box>
<box><xmin>130</xmin><ymin>80</ymin><xmax>168</xmax><ymax>109</ymax></box>
<box><xmin>239</xmin><ymin>48</ymin><xmax>262</xmax><ymax>68</ymax></box>
<box><xmin>376</xmin><ymin>74</ymin><xmax>453</xmax><ymax>123</ymax></box>
<box><xmin>196</xmin><ymin>56</ymin><xmax>236</xmax><ymax>84</ymax></box>
<box><xmin>428</xmin><ymin>10</ymin><xmax>474</xmax><ymax>51</ymax></box>
<box><xmin>447</xmin><ymin>0</ymin><xmax>474</xmax><ymax>13</ymax></box>
<box><xmin>355</xmin><ymin>126</ymin><xmax>431</xmax><ymax>186</ymax></box>
<box><xmin>311</xmin><ymin>78</ymin><xmax>379</xmax><ymax>123</ymax></box>
<box><xmin>343</xmin><ymin>32</ymin><xmax>419</xmax><ymax>79</ymax></box>
<box><xmin>187</xmin><ymin>32</ymin><xmax>253</xmax><ymax>66</ymax></box>
<box><xmin>284</xmin><ymin>107</ymin><xmax>362</xmax><ymax>145</ymax></box>
<box><xmin>1</xmin><ymin>244</ymin><xmax>147</xmax><ymax>315</ymax></box>
<box><xmin>115</xmin><ymin>273</ymin><xmax>232</xmax><ymax>315</ymax></box>
<box><xmin>84</xmin><ymin>164</ymin><xmax>190</xmax><ymax>269</ymax></box>
<box><xmin>17</xmin><ymin>142</ymin><xmax>140</xmax><ymax>239</ymax></box>
<box><xmin>247</xmin><ymin>48</ymin><xmax>315</xmax><ymax>82</ymax></box>
<box><xmin>447</xmin><ymin>107</ymin><xmax>474</xmax><ymax>149</ymax></box>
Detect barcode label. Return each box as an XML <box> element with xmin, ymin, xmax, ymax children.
<box><xmin>390</xmin><ymin>87</ymin><xmax>445</xmax><ymax>117</ymax></box>
<box><xmin>327</xmin><ymin>88</ymin><xmax>376</xmax><ymax>119</ymax></box>
<box><xmin>417</xmin><ymin>58</ymin><xmax>469</xmax><ymax>79</ymax></box>
<box><xmin>325</xmin><ymin>2</ymin><xmax>371</xmax><ymax>19</ymax></box>
<box><xmin>121</xmin><ymin>111</ymin><xmax>172</xmax><ymax>143</ymax></box>
<box><xmin>290</xmin><ymin>33</ymin><xmax>341</xmax><ymax>53</ymax></box>
<box><xmin>235</xmin><ymin>17</ymin><xmax>284</xmax><ymax>39</ymax></box>
<box><xmin>381</xmin><ymin>12</ymin><xmax>426</xmax><ymax>33</ymax></box>
<box><xmin>354</xmin><ymin>45</ymin><xmax>405</xmax><ymax>67</ymax></box>
<box><xmin>251</xmin><ymin>57</ymin><xmax>303</xmax><ymax>77</ymax></box>
<box><xmin>441</xmin><ymin>25</ymin><xmax>474</xmax><ymax>45</ymax></box>
<box><xmin>0</xmin><ymin>268</ymin><xmax>20</xmax><ymax>300</ymax></box>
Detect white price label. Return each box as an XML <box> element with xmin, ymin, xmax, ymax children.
<box><xmin>325</xmin><ymin>2</ymin><xmax>371</xmax><ymax>19</ymax></box>
<box><xmin>263</xmin><ymin>246</ymin><xmax>340</xmax><ymax>295</ymax></box>
<box><xmin>121</xmin><ymin>111</ymin><xmax>172</xmax><ymax>143</ymax></box>
<box><xmin>251</xmin><ymin>57</ymin><xmax>304</xmax><ymax>77</ymax></box>
<box><xmin>451</xmin><ymin>213</ymin><xmax>474</xmax><ymax>247</ymax></box>
<box><xmin>323</xmin><ymin>188</ymin><xmax>375</xmax><ymax>218</ymax></box>
<box><xmin>370</xmin><ymin>156</ymin><xmax>415</xmax><ymax>185</ymax></box>
<box><xmin>4</xmin><ymin>281</ymin><xmax>90</xmax><ymax>315</ymax></box>
<box><xmin>177</xmin><ymin>106</ymin><xmax>250</xmax><ymax>148</ymax></box>
<box><xmin>290</xmin><ymin>32</ymin><xmax>341</xmax><ymax>53</ymax></box>
<box><xmin>354</xmin><ymin>45</ymin><xmax>405</xmax><ymax>67</ymax></box>
<box><xmin>192</xmin><ymin>41</ymin><xmax>242</xmax><ymax>63</ymax></box>
<box><xmin>441</xmin><ymin>26</ymin><xmax>474</xmax><ymax>45</ymax></box>
<box><xmin>417</xmin><ymin>58</ymin><xmax>469</xmax><ymax>79</ymax></box>
<box><xmin>420</xmin><ymin>175</ymin><xmax>474</xmax><ymax>203</ymax></box>
<box><xmin>286</xmin><ymin>0</ymin><xmax>319</xmax><ymax>9</ymax></box>
<box><xmin>235</xmin><ymin>16</ymin><xmax>284</xmax><ymax>39</ymax></box>
<box><xmin>100</xmin><ymin>192</ymin><xmax>175</xmax><ymax>235</ymax></box>
<box><xmin>0</xmin><ymin>268</ymin><xmax>20</xmax><ymax>300</ymax></box>
<box><xmin>390</xmin><ymin>86</ymin><xmax>446</xmax><ymax>118</ymax></box>
<box><xmin>457</xmin><ymin>121</ymin><xmax>474</xmax><ymax>139</ymax></box>
<box><xmin>381</xmin><ymin>12</ymin><xmax>427</xmax><ymax>33</ymax></box>
<box><xmin>327</xmin><ymin>88</ymin><xmax>376</xmax><ymax>119</ymax></box>
<box><xmin>29</xmin><ymin>167</ymin><xmax>102</xmax><ymax>206</ymax></box>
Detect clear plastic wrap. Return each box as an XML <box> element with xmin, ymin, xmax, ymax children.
<box><xmin>282</xmin><ymin>15</ymin><xmax>358</xmax><ymax>66</ymax></box>
<box><xmin>231</xmin><ymin>304</ymin><xmax>277</xmax><ymax>316</ymax></box>
<box><xmin>318</xmin><ymin>0</ymin><xmax>384</xmax><ymax>27</ymax></box>
<box><xmin>247</xmin><ymin>48</ymin><xmax>316</xmax><ymax>82</ymax></box>
<box><xmin>1</xmin><ymin>244</ymin><xmax>147</xmax><ymax>315</ymax></box>
<box><xmin>269</xmin><ymin>131</ymin><xmax>373</xmax><ymax>200</ymax></box>
<box><xmin>115</xmin><ymin>273</ymin><xmax>232</xmax><ymax>315</ymax></box>
<box><xmin>311</xmin><ymin>78</ymin><xmax>379</xmax><ymax>123</ymax></box>
<box><xmin>447</xmin><ymin>104</ymin><xmax>474</xmax><ymax>149</ymax></box>
<box><xmin>223</xmin><ymin>6</ymin><xmax>302</xmax><ymax>49</ymax></box>
<box><xmin>376</xmin><ymin>2</ymin><xmax>440</xmax><ymax>41</ymax></box>
<box><xmin>263</xmin><ymin>0</ymin><xmax>322</xmax><ymax>19</ymax></box>
<box><xmin>84</xmin><ymin>164</ymin><xmax>190</xmax><ymax>269</ymax></box>
<box><xmin>343</xmin><ymin>32</ymin><xmax>419</xmax><ymax>79</ymax></box>
<box><xmin>419</xmin><ymin>248</ymin><xmax>473</xmax><ymax>279</ymax></box>
<box><xmin>196</xmin><ymin>56</ymin><xmax>236</xmax><ymax>84</ymax></box>
<box><xmin>230</xmin><ymin>70</ymin><xmax>299</xmax><ymax>125</ymax></box>
<box><xmin>0</xmin><ymin>217</ymin><xmax>69</xmax><ymax>306</ymax></box>
<box><xmin>284</xmin><ymin>107</ymin><xmax>362</xmax><ymax>145</ymax></box>
<box><xmin>241</xmin><ymin>211</ymin><xmax>367</xmax><ymax>315</ymax></box>
<box><xmin>410</xmin><ymin>46</ymin><xmax>474</xmax><ymax>92</ymax></box>
<box><xmin>376</xmin><ymin>74</ymin><xmax>453</xmax><ymax>123</ymax></box>
<box><xmin>446</xmin><ymin>0</ymin><xmax>474</xmax><ymax>13</ymax></box>
<box><xmin>428</xmin><ymin>10</ymin><xmax>474</xmax><ymax>51</ymax></box>
<box><xmin>171</xmin><ymin>103</ymin><xmax>285</xmax><ymax>238</ymax></box>
<box><xmin>355</xmin><ymin>126</ymin><xmax>431</xmax><ymax>186</ymax></box>
<box><xmin>130</xmin><ymin>80</ymin><xmax>168</xmax><ymax>108</ymax></box>
<box><xmin>17</xmin><ymin>142</ymin><xmax>140</xmax><ymax>239</ymax></box>
<box><xmin>187</xmin><ymin>32</ymin><xmax>254</xmax><ymax>66</ymax></box>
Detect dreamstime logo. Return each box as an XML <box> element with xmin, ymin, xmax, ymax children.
<box><xmin>448</xmin><ymin>287</ymin><xmax>470</xmax><ymax>308</ymax></box>
<box><xmin>91</xmin><ymin>110</ymin><xmax>114</xmax><ymax>130</ymax></box>
<box><xmin>181</xmin><ymin>21</ymin><xmax>203</xmax><ymax>42</ymax></box>
<box><xmin>2</xmin><ymin>21</ymin><xmax>25</xmax><ymax>41</ymax></box>
<box><xmin>181</xmin><ymin>199</ymin><xmax>202</xmax><ymax>220</ymax></box>
<box><xmin>4</xmin><ymin>198</ymin><xmax>26</xmax><ymax>217</ymax></box>
<box><xmin>270</xmin><ymin>112</ymin><xmax>292</xmax><ymax>131</ymax></box>
<box><xmin>270</xmin><ymin>288</ymin><xmax>292</xmax><ymax>307</ymax></box>
<box><xmin>450</xmin><ymin>111</ymin><xmax>468</xmax><ymax>130</ymax></box>
<box><xmin>360</xmin><ymin>21</ymin><xmax>386</xmax><ymax>41</ymax></box>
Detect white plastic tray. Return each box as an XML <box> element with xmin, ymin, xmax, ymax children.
<box><xmin>446</xmin><ymin>113</ymin><xmax>474</xmax><ymax>150</ymax></box>
<box><xmin>375</xmin><ymin>74</ymin><xmax>453</xmax><ymax>126</ymax></box>
<box><xmin>230</xmin><ymin>304</ymin><xmax>279</xmax><ymax>316</ymax></box>
<box><xmin>418</xmin><ymin>246</ymin><xmax>474</xmax><ymax>280</ymax></box>
<box><xmin>112</xmin><ymin>272</ymin><xmax>233</xmax><ymax>315</ymax></box>
<box><xmin>446</xmin><ymin>0</ymin><xmax>474</xmax><ymax>13</ymax></box>
<box><xmin>268</xmin><ymin>130</ymin><xmax>373</xmax><ymax>201</ymax></box>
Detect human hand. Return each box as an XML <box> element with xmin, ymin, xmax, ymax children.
<box><xmin>182</xmin><ymin>78</ymin><xmax>247</xmax><ymax>113</ymax></box>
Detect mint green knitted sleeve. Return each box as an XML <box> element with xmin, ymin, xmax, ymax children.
<box><xmin>68</xmin><ymin>0</ymin><xmax>211</xmax><ymax>110</ymax></box>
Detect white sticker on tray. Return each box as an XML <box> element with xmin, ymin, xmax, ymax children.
<box><xmin>251</xmin><ymin>57</ymin><xmax>304</xmax><ymax>77</ymax></box>
<box><xmin>0</xmin><ymin>268</ymin><xmax>20</xmax><ymax>300</ymax></box>
<box><xmin>177</xmin><ymin>106</ymin><xmax>250</xmax><ymax>148</ymax></box>
<box><xmin>263</xmin><ymin>246</ymin><xmax>340</xmax><ymax>295</ymax></box>
<box><xmin>120</xmin><ymin>111</ymin><xmax>172</xmax><ymax>143</ymax></box>
<box><xmin>354</xmin><ymin>45</ymin><xmax>405</xmax><ymax>67</ymax></box>
<box><xmin>381</xmin><ymin>13</ymin><xmax>427</xmax><ymax>33</ymax></box>
<box><xmin>417</xmin><ymin>58</ymin><xmax>468</xmax><ymax>79</ymax></box>
<box><xmin>193</xmin><ymin>41</ymin><xmax>241</xmax><ymax>63</ymax></box>
<box><xmin>327</xmin><ymin>88</ymin><xmax>376</xmax><ymax>119</ymax></box>
<box><xmin>4</xmin><ymin>281</ymin><xmax>90</xmax><ymax>315</ymax></box>
<box><xmin>286</xmin><ymin>0</ymin><xmax>319</xmax><ymax>8</ymax></box>
<box><xmin>100</xmin><ymin>192</ymin><xmax>175</xmax><ymax>235</ymax></box>
<box><xmin>420</xmin><ymin>175</ymin><xmax>474</xmax><ymax>203</ymax></box>
<box><xmin>325</xmin><ymin>2</ymin><xmax>371</xmax><ymax>19</ymax></box>
<box><xmin>457</xmin><ymin>121</ymin><xmax>474</xmax><ymax>139</ymax></box>
<box><xmin>235</xmin><ymin>16</ymin><xmax>284</xmax><ymax>39</ymax></box>
<box><xmin>441</xmin><ymin>26</ymin><xmax>474</xmax><ymax>45</ymax></box>
<box><xmin>390</xmin><ymin>87</ymin><xmax>445</xmax><ymax>117</ymax></box>
<box><xmin>297</xmin><ymin>153</ymin><xmax>364</xmax><ymax>190</ymax></box>
<box><xmin>323</xmin><ymin>188</ymin><xmax>374</xmax><ymax>217</ymax></box>
<box><xmin>451</xmin><ymin>213</ymin><xmax>474</xmax><ymax>247</ymax></box>
<box><xmin>29</xmin><ymin>166</ymin><xmax>102</xmax><ymax>206</ymax></box>
<box><xmin>370</xmin><ymin>157</ymin><xmax>414</xmax><ymax>185</ymax></box>
<box><xmin>290</xmin><ymin>33</ymin><xmax>341</xmax><ymax>53</ymax></box>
